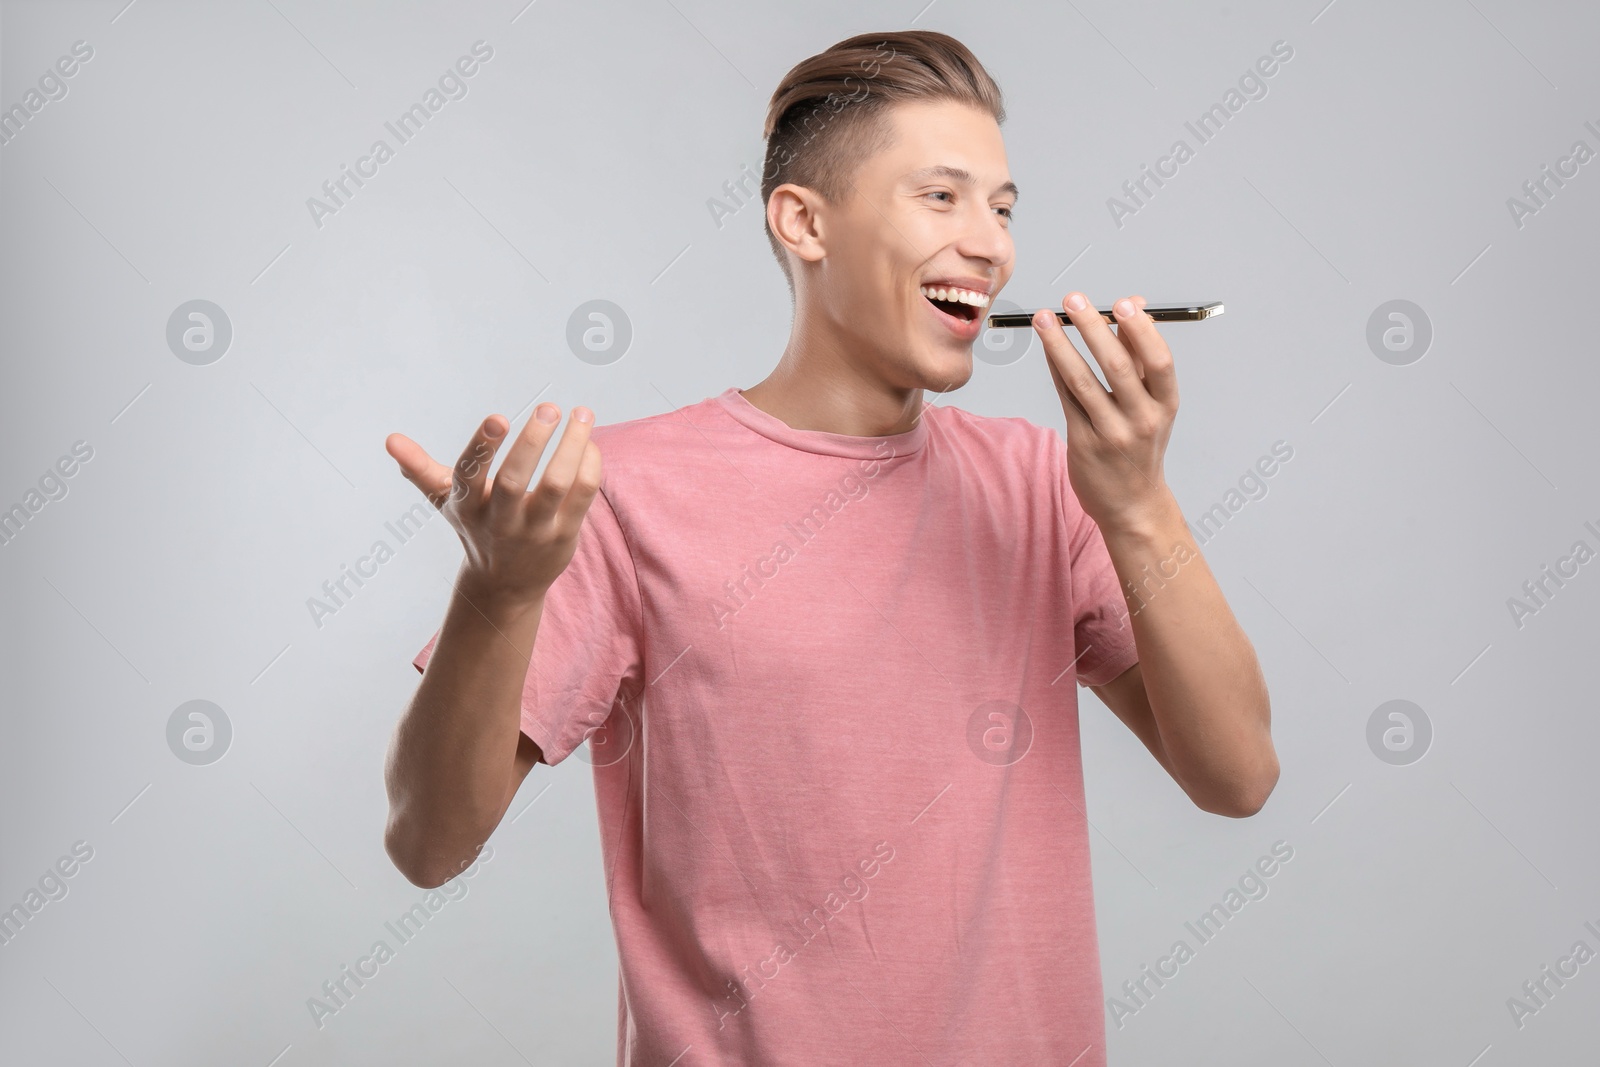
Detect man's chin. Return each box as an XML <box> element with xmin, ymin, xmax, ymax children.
<box><xmin>906</xmin><ymin>347</ymin><xmax>974</xmax><ymax>394</ymax></box>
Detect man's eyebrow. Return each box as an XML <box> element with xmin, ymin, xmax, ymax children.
<box><xmin>904</xmin><ymin>164</ymin><xmax>1019</xmax><ymax>203</ymax></box>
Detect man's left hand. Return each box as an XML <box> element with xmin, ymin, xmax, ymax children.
<box><xmin>1033</xmin><ymin>292</ymin><xmax>1179</xmax><ymax>535</ymax></box>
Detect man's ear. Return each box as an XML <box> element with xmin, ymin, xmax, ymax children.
<box><xmin>767</xmin><ymin>183</ymin><xmax>827</xmax><ymax>266</ymax></box>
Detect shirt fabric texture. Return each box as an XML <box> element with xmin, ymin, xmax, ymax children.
<box><xmin>412</xmin><ymin>386</ymin><xmax>1140</xmax><ymax>1065</ymax></box>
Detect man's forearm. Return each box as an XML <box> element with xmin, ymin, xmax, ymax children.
<box><xmin>1099</xmin><ymin>492</ymin><xmax>1277</xmax><ymax>812</ymax></box>
<box><xmin>384</xmin><ymin>571</ymin><xmax>545</xmax><ymax>886</ymax></box>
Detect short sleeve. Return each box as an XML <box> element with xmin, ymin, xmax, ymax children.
<box><xmin>1050</xmin><ymin>432</ymin><xmax>1139</xmax><ymax>688</ymax></box>
<box><xmin>411</xmin><ymin>488</ymin><xmax>646</xmax><ymax>766</ymax></box>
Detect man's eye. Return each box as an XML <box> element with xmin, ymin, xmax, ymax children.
<box><xmin>926</xmin><ymin>191</ymin><xmax>953</xmax><ymax>203</ymax></box>
<box><xmin>995</xmin><ymin>205</ymin><xmax>1014</xmax><ymax>220</ymax></box>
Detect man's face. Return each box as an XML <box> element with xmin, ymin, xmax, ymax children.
<box><xmin>805</xmin><ymin>99</ymin><xmax>1016</xmax><ymax>394</ymax></box>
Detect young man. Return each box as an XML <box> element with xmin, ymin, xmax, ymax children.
<box><xmin>383</xmin><ymin>29</ymin><xmax>1276</xmax><ymax>1065</ymax></box>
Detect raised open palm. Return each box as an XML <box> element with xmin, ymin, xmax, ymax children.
<box><xmin>385</xmin><ymin>403</ymin><xmax>603</xmax><ymax>607</ymax></box>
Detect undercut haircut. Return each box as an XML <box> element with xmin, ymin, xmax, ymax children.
<box><xmin>760</xmin><ymin>30</ymin><xmax>1005</xmax><ymax>291</ymax></box>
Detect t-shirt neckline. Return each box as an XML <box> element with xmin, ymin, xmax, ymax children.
<box><xmin>713</xmin><ymin>386</ymin><xmax>929</xmax><ymax>459</ymax></box>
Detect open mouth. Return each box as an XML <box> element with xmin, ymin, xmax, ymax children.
<box><xmin>919</xmin><ymin>284</ymin><xmax>990</xmax><ymax>323</ymax></box>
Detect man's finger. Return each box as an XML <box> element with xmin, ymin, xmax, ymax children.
<box><xmin>1041</xmin><ymin>335</ymin><xmax>1093</xmax><ymax>430</ymax></box>
<box><xmin>1060</xmin><ymin>292</ymin><xmax>1143</xmax><ymax>401</ymax></box>
<box><xmin>490</xmin><ymin>402</ymin><xmax>565</xmax><ymax>505</ymax></box>
<box><xmin>524</xmin><ymin>407</ymin><xmax>596</xmax><ymax>523</ymax></box>
<box><xmin>386</xmin><ymin>432</ymin><xmax>454</xmax><ymax>507</ymax></box>
<box><xmin>1113</xmin><ymin>295</ymin><xmax>1148</xmax><ymax>378</ymax></box>
<box><xmin>451</xmin><ymin>415</ymin><xmax>508</xmax><ymax>510</ymax></box>
<box><xmin>1033</xmin><ymin>307</ymin><xmax>1113</xmax><ymax>430</ymax></box>
<box><xmin>1111</xmin><ymin>297</ymin><xmax>1178</xmax><ymax>407</ymax></box>
<box><xmin>556</xmin><ymin>438</ymin><xmax>604</xmax><ymax>526</ymax></box>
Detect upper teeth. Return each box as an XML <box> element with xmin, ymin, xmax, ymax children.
<box><xmin>921</xmin><ymin>285</ymin><xmax>991</xmax><ymax>307</ymax></box>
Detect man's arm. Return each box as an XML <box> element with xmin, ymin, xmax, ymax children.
<box><xmin>1088</xmin><ymin>498</ymin><xmax>1278</xmax><ymax>818</ymax></box>
<box><xmin>385</xmin><ymin>583</ymin><xmax>548</xmax><ymax>888</ymax></box>
<box><xmin>1088</xmin><ymin>663</ymin><xmax>1173</xmax><ymax>776</ymax></box>
<box><xmin>1032</xmin><ymin>291</ymin><xmax>1278</xmax><ymax>818</ymax></box>
<box><xmin>382</xmin><ymin>402</ymin><xmax>600</xmax><ymax>888</ymax></box>
<box><xmin>505</xmin><ymin>731</ymin><xmax>544</xmax><ymax>806</ymax></box>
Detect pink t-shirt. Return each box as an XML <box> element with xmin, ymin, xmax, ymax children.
<box><xmin>413</xmin><ymin>386</ymin><xmax>1138</xmax><ymax>1065</ymax></box>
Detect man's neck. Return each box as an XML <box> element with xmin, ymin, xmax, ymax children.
<box><xmin>739</xmin><ymin>325</ymin><xmax>926</xmax><ymax>439</ymax></box>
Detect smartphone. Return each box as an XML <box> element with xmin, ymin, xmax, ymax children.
<box><xmin>986</xmin><ymin>302</ymin><xmax>1224</xmax><ymax>328</ymax></box>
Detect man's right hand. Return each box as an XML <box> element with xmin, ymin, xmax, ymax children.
<box><xmin>385</xmin><ymin>403</ymin><xmax>602</xmax><ymax>610</ymax></box>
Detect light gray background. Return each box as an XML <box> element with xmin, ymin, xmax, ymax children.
<box><xmin>2</xmin><ymin>0</ymin><xmax>1596</xmax><ymax>1063</ymax></box>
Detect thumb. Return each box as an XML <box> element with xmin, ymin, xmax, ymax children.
<box><xmin>386</xmin><ymin>433</ymin><xmax>452</xmax><ymax>506</ymax></box>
